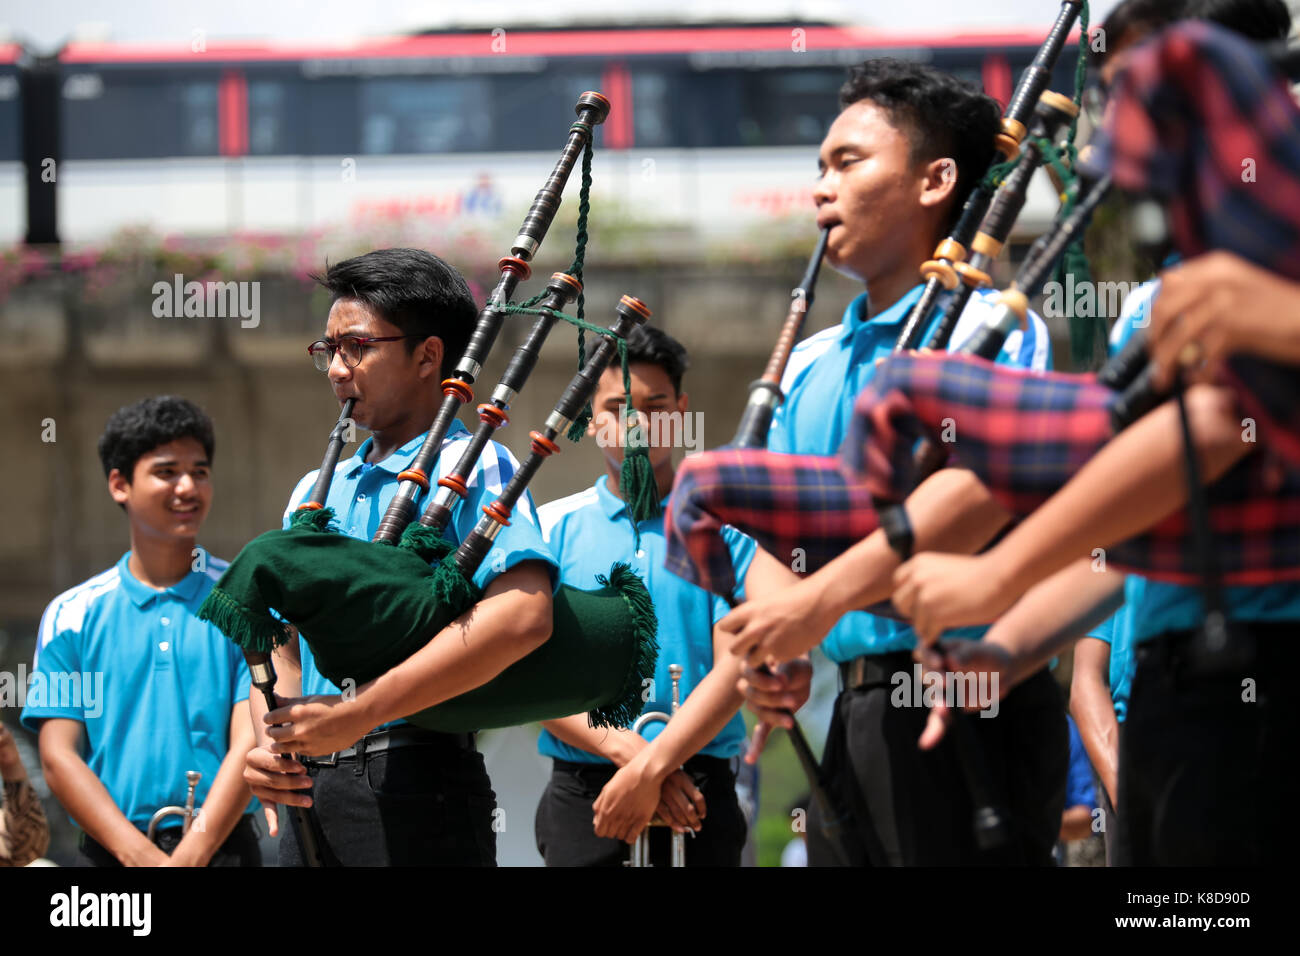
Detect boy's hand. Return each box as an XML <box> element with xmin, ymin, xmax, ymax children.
<box><xmin>0</xmin><ymin>724</ymin><xmax>26</xmax><ymax>781</ymax></box>
<box><xmin>265</xmin><ymin>694</ymin><xmax>372</xmax><ymax>757</ymax></box>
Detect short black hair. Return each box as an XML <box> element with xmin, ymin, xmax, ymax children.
<box><xmin>1093</xmin><ymin>0</ymin><xmax>1188</xmax><ymax>65</ymax></box>
<box><xmin>1188</xmin><ymin>0</ymin><xmax>1291</xmax><ymax>39</ymax></box>
<box><xmin>838</xmin><ymin>58</ymin><xmax>1001</xmax><ymax>233</ymax></box>
<box><xmin>1093</xmin><ymin>0</ymin><xmax>1291</xmax><ymax>65</ymax></box>
<box><xmin>312</xmin><ymin>248</ymin><xmax>478</xmax><ymax>379</ymax></box>
<box><xmin>98</xmin><ymin>395</ymin><xmax>215</xmax><ymax>480</ymax></box>
<box><xmin>623</xmin><ymin>325</ymin><xmax>690</xmax><ymax>395</ymax></box>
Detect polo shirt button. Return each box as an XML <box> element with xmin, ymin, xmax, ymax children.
<box><xmin>160</xmin><ymin>616</ymin><xmax>171</xmax><ymax>626</ymax></box>
<box><xmin>635</xmin><ymin>549</ymin><xmax>646</xmax><ymax>559</ymax></box>
<box><xmin>159</xmin><ymin>641</ymin><xmax>170</xmax><ymax>652</ymax></box>
<box><xmin>358</xmin><ymin>494</ymin><xmax>366</xmax><ymax>501</ymax></box>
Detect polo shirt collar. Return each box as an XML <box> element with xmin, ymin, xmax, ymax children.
<box><xmin>839</xmin><ymin>284</ymin><xmax>926</xmax><ymax>344</ymax></box>
<box><xmin>116</xmin><ymin>551</ymin><xmax>205</xmax><ymax>607</ymax></box>
<box><xmin>338</xmin><ymin>419</ymin><xmax>470</xmax><ymax>478</ymax></box>
<box><xmin>594</xmin><ymin>474</ymin><xmax>670</xmax><ymax>522</ymax></box>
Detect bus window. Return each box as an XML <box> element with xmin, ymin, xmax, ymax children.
<box><xmin>249</xmin><ymin>79</ymin><xmax>291</xmax><ymax>155</ymax></box>
<box><xmin>492</xmin><ymin>69</ymin><xmax>602</xmax><ymax>151</ymax></box>
<box><xmin>738</xmin><ymin>68</ymin><xmax>843</xmax><ymax>147</ymax></box>
<box><xmin>359</xmin><ymin>77</ymin><xmax>493</xmax><ymax>154</ymax></box>
<box><xmin>0</xmin><ymin>71</ymin><xmax>19</xmax><ymax>161</ymax></box>
<box><xmin>631</xmin><ymin>70</ymin><xmax>672</xmax><ymax>148</ymax></box>
<box><xmin>62</xmin><ymin>72</ymin><xmax>219</xmax><ymax>159</ymax></box>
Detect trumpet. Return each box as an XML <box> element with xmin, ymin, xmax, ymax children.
<box><xmin>626</xmin><ymin>664</ymin><xmax>685</xmax><ymax>868</ymax></box>
<box><xmin>147</xmin><ymin>770</ymin><xmax>201</xmax><ymax>844</ymax></box>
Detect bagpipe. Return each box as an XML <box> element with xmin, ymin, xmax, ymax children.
<box><xmin>199</xmin><ymin>94</ymin><xmax>662</xmax><ymax>741</ymax></box>
<box><xmin>720</xmin><ymin>230</ymin><xmax>869</xmax><ymax>865</ymax></box>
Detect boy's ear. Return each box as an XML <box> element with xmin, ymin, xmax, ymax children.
<box><xmin>676</xmin><ymin>390</ymin><xmax>689</xmax><ymax>414</ymax></box>
<box><xmin>417</xmin><ymin>335</ymin><xmax>445</xmax><ymax>381</ymax></box>
<box><xmin>107</xmin><ymin>468</ymin><xmax>131</xmax><ymax>506</ymax></box>
<box><xmin>918</xmin><ymin>156</ymin><xmax>959</xmax><ymax>211</ymax></box>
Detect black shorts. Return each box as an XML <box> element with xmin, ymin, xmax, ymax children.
<box><xmin>534</xmin><ymin>754</ymin><xmax>747</xmax><ymax>867</ymax></box>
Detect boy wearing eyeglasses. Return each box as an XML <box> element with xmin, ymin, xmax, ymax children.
<box><xmin>242</xmin><ymin>247</ymin><xmax>557</xmax><ymax>866</ymax></box>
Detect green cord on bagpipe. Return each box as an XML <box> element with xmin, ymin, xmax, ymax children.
<box><xmin>500</xmin><ymin>131</ymin><xmax>662</xmax><ymax>538</ymax></box>
<box><xmin>500</xmin><ymin>295</ymin><xmax>659</xmax><ymax>548</ymax></box>
<box><xmin>516</xmin><ymin>128</ymin><xmax>595</xmax><ymax>442</ymax></box>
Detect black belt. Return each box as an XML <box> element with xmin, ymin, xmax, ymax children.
<box><xmin>1135</xmin><ymin>619</ymin><xmax>1292</xmax><ymax>677</ymax></box>
<box><xmin>553</xmin><ymin>753</ymin><xmax>735</xmax><ymax>778</ymax></box>
<box><xmin>839</xmin><ymin>651</ymin><xmax>913</xmax><ymax>691</ymax></box>
<box><xmin>300</xmin><ymin>724</ymin><xmax>475</xmax><ymax>768</ymax></box>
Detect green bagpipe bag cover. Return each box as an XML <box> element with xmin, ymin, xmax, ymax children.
<box><xmin>197</xmin><ymin>508</ymin><xmax>658</xmax><ymax>731</ymax></box>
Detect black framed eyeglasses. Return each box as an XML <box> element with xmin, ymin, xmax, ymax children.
<box><xmin>307</xmin><ymin>334</ymin><xmax>424</xmax><ymax>372</ymax></box>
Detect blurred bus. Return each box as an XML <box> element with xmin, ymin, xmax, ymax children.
<box><xmin>4</xmin><ymin>24</ymin><xmax>1084</xmax><ymax>245</ymax></box>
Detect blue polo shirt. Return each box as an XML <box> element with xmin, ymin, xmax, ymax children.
<box><xmin>536</xmin><ymin>475</ymin><xmax>756</xmax><ymax>763</ymax></box>
<box><xmin>282</xmin><ymin>418</ymin><xmax>557</xmax><ymax>701</ymax></box>
<box><xmin>761</xmin><ymin>284</ymin><xmax>1053</xmax><ymax>661</ymax></box>
<box><xmin>21</xmin><ymin>552</ymin><xmax>255</xmax><ymax>831</ymax></box>
<box><xmin>1085</xmin><ymin>596</ymin><xmax>1134</xmax><ymax>722</ymax></box>
<box><xmin>1108</xmin><ymin>283</ymin><xmax>1300</xmax><ymax>647</ymax></box>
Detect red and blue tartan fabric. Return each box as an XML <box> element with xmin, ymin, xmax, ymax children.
<box><xmin>1082</xmin><ymin>19</ymin><xmax>1300</xmax><ymax>466</ymax></box>
<box><xmin>842</xmin><ymin>351</ymin><xmax>1300</xmax><ymax>586</ymax></box>
<box><xmin>663</xmin><ymin>448</ymin><xmax>878</xmax><ymax>598</ymax></box>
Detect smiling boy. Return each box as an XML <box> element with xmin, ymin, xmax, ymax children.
<box><xmin>22</xmin><ymin>396</ymin><xmax>260</xmax><ymax>866</ymax></box>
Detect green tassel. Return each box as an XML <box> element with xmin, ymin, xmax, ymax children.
<box><xmin>587</xmin><ymin>562</ymin><xmax>659</xmax><ymax>729</ymax></box>
<box><xmin>567</xmin><ymin>403</ymin><xmax>593</xmax><ymax>442</ymax></box>
<box><xmin>289</xmin><ymin>506</ymin><xmax>339</xmax><ymax>533</ymax></box>
<box><xmin>397</xmin><ymin>522</ymin><xmax>456</xmax><ymax>563</ymax></box>
<box><xmin>620</xmin><ymin>419</ymin><xmax>662</xmax><ymax>549</ymax></box>
<box><xmin>1064</xmin><ymin>242</ymin><xmax>1106</xmax><ymax>369</ymax></box>
<box><xmin>197</xmin><ymin>586</ymin><xmax>293</xmax><ymax>653</ymax></box>
<box><xmin>429</xmin><ymin>554</ymin><xmax>483</xmax><ymax>610</ymax></box>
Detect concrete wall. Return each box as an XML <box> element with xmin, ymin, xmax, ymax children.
<box><xmin>0</xmin><ymin>261</ymin><xmax>869</xmax><ymax>635</ymax></box>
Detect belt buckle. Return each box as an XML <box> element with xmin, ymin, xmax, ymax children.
<box><xmin>842</xmin><ymin>656</ymin><xmax>868</xmax><ymax>690</ymax></box>
<box><xmin>305</xmin><ymin>750</ymin><xmax>339</xmax><ymax>768</ymax></box>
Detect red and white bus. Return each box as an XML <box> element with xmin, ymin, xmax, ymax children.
<box><xmin>1</xmin><ymin>23</ymin><xmax>1085</xmax><ymax>244</ymax></box>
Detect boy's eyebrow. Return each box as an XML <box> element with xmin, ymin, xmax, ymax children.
<box><xmin>149</xmin><ymin>458</ymin><xmax>211</xmax><ymax>468</ymax></box>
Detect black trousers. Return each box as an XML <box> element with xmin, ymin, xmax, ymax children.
<box><xmin>535</xmin><ymin>755</ymin><xmax>747</xmax><ymax>866</ymax></box>
<box><xmin>1116</xmin><ymin>621</ymin><xmax>1299</xmax><ymax>866</ymax></box>
<box><xmin>79</xmin><ymin>815</ymin><xmax>262</xmax><ymax>867</ymax></box>
<box><xmin>807</xmin><ymin>657</ymin><xmax>1067</xmax><ymax>866</ymax></box>
<box><xmin>279</xmin><ymin>738</ymin><xmax>498</xmax><ymax>867</ymax></box>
